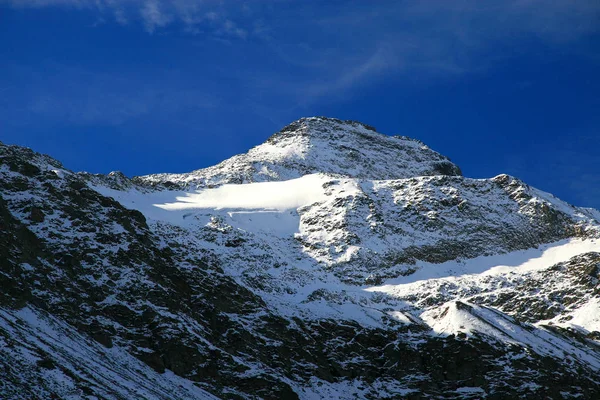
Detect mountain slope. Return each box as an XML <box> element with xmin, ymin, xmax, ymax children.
<box><xmin>1</xmin><ymin>118</ymin><xmax>600</xmax><ymax>399</ymax></box>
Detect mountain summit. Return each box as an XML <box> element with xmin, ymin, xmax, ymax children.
<box><xmin>1</xmin><ymin>119</ymin><xmax>600</xmax><ymax>399</ymax></box>
<box><xmin>140</xmin><ymin>116</ymin><xmax>461</xmax><ymax>188</ymax></box>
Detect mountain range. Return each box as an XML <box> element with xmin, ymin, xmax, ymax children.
<box><xmin>1</xmin><ymin>116</ymin><xmax>600</xmax><ymax>399</ymax></box>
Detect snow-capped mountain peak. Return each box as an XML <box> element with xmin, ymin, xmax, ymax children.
<box><xmin>139</xmin><ymin>116</ymin><xmax>462</xmax><ymax>189</ymax></box>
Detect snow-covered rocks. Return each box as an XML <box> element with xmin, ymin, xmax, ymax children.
<box><xmin>2</xmin><ymin>117</ymin><xmax>600</xmax><ymax>399</ymax></box>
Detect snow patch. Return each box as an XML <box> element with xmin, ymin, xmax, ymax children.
<box><xmin>422</xmin><ymin>301</ymin><xmax>600</xmax><ymax>370</ymax></box>
<box><xmin>562</xmin><ymin>298</ymin><xmax>600</xmax><ymax>333</ymax></box>
<box><xmin>366</xmin><ymin>238</ymin><xmax>600</xmax><ymax>296</ymax></box>
<box><xmin>155</xmin><ymin>174</ymin><xmax>328</xmax><ymax>212</ymax></box>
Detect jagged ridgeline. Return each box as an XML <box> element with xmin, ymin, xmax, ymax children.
<box><xmin>1</xmin><ymin>117</ymin><xmax>600</xmax><ymax>399</ymax></box>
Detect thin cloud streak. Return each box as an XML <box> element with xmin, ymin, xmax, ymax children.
<box><xmin>5</xmin><ymin>1</ymin><xmax>599</xmax><ymax>77</ymax></box>
<box><xmin>239</xmin><ymin>0</ymin><xmax>600</xmax><ymax>106</ymax></box>
<box><xmin>3</xmin><ymin>0</ymin><xmax>600</xmax><ymax>121</ymax></box>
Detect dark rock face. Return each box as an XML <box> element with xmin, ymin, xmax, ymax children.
<box><xmin>1</xmin><ymin>120</ymin><xmax>600</xmax><ymax>400</ymax></box>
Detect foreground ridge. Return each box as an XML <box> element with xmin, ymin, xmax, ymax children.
<box><xmin>1</xmin><ymin>119</ymin><xmax>600</xmax><ymax>399</ymax></box>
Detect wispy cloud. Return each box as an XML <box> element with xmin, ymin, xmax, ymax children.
<box><xmin>2</xmin><ymin>0</ymin><xmax>249</xmax><ymax>37</ymax></box>
<box><xmin>139</xmin><ymin>0</ymin><xmax>172</xmax><ymax>33</ymax></box>
<box><xmin>5</xmin><ymin>1</ymin><xmax>599</xmax><ymax>67</ymax></box>
<box><xmin>294</xmin><ymin>46</ymin><xmax>394</xmax><ymax>106</ymax></box>
<box><xmin>236</xmin><ymin>0</ymin><xmax>600</xmax><ymax>105</ymax></box>
<box><xmin>2</xmin><ymin>0</ymin><xmax>599</xmax><ymax>114</ymax></box>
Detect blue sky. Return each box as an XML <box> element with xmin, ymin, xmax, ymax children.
<box><xmin>1</xmin><ymin>0</ymin><xmax>599</xmax><ymax>208</ymax></box>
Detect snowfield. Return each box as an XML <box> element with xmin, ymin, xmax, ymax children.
<box><xmin>155</xmin><ymin>174</ymin><xmax>333</xmax><ymax>212</ymax></box>
<box><xmin>93</xmin><ymin>174</ymin><xmax>359</xmax><ymax>237</ymax></box>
